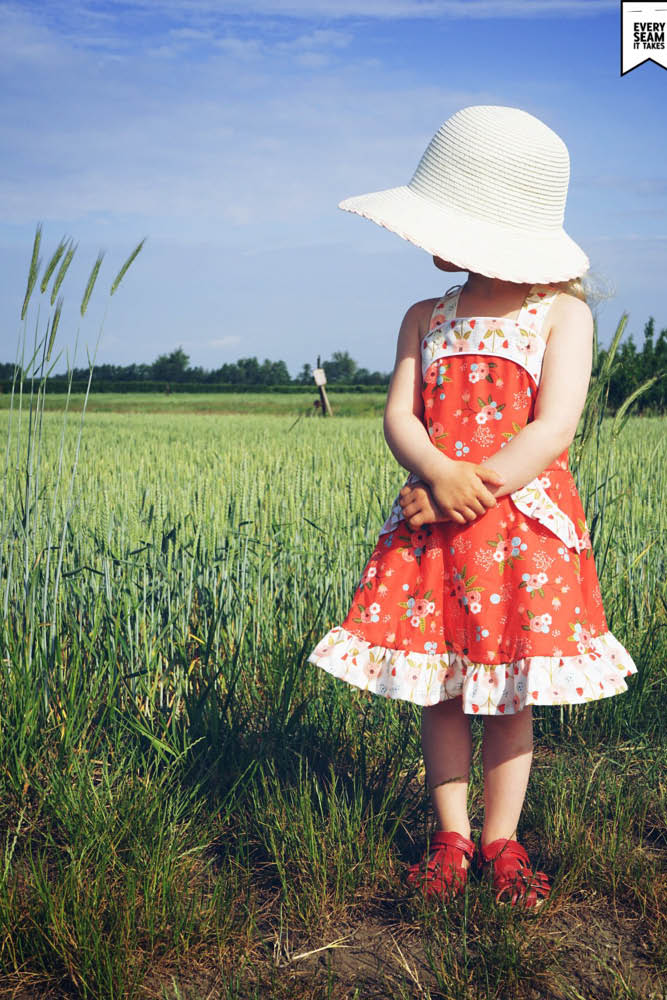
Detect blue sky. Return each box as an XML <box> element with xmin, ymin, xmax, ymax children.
<box><xmin>1</xmin><ymin>0</ymin><xmax>665</xmax><ymax>378</ymax></box>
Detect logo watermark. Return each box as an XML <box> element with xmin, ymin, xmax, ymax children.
<box><xmin>621</xmin><ymin>1</ymin><xmax>666</xmax><ymax>74</ymax></box>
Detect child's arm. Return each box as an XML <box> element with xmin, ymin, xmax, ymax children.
<box><xmin>478</xmin><ymin>294</ymin><xmax>594</xmax><ymax>497</ymax></box>
<box><xmin>383</xmin><ymin>301</ymin><xmax>505</xmax><ymax>526</ymax></box>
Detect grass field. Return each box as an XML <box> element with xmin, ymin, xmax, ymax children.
<box><xmin>0</xmin><ymin>395</ymin><xmax>665</xmax><ymax>999</ymax></box>
<box><xmin>0</xmin><ymin>390</ymin><xmax>387</xmax><ymax>417</ymax></box>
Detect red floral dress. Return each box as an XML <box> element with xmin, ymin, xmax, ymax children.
<box><xmin>308</xmin><ymin>283</ymin><xmax>638</xmax><ymax>714</ymax></box>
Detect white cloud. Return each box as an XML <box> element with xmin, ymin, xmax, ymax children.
<box><xmin>96</xmin><ymin>0</ymin><xmax>616</xmax><ymax>19</ymax></box>
<box><xmin>240</xmin><ymin>0</ymin><xmax>614</xmax><ymax>16</ymax></box>
<box><xmin>295</xmin><ymin>50</ymin><xmax>331</xmax><ymax>68</ymax></box>
<box><xmin>1</xmin><ymin>0</ymin><xmax>616</xmax><ymax>80</ymax></box>
<box><xmin>169</xmin><ymin>26</ymin><xmax>215</xmax><ymax>41</ymax></box>
<box><xmin>215</xmin><ymin>35</ymin><xmax>263</xmax><ymax>58</ymax></box>
<box><xmin>4</xmin><ymin>0</ymin><xmax>619</xmax><ymax>58</ymax></box>
<box><xmin>280</xmin><ymin>29</ymin><xmax>353</xmax><ymax>48</ymax></box>
<box><xmin>0</xmin><ymin>3</ymin><xmax>493</xmax><ymax>234</ymax></box>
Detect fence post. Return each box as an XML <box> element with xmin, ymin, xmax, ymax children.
<box><xmin>313</xmin><ymin>356</ymin><xmax>333</xmax><ymax>416</ymax></box>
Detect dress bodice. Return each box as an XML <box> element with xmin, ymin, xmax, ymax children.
<box><xmin>421</xmin><ymin>282</ymin><xmax>557</xmax><ymax>388</ymax></box>
<box><xmin>379</xmin><ymin>282</ymin><xmax>590</xmax><ymax>554</ymax></box>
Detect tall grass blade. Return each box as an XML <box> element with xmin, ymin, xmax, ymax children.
<box><xmin>40</xmin><ymin>239</ymin><xmax>67</xmax><ymax>294</ymax></box>
<box><xmin>591</xmin><ymin>313</ymin><xmax>599</xmax><ymax>375</ymax></box>
<box><xmin>110</xmin><ymin>238</ymin><xmax>145</xmax><ymax>296</ymax></box>
<box><xmin>611</xmin><ymin>372</ymin><xmax>664</xmax><ymax>437</ymax></box>
<box><xmin>50</xmin><ymin>240</ymin><xmax>76</xmax><ymax>306</ymax></box>
<box><xmin>21</xmin><ymin>224</ymin><xmax>42</xmax><ymax>320</ymax></box>
<box><xmin>45</xmin><ymin>298</ymin><xmax>63</xmax><ymax>362</ymax></box>
<box><xmin>81</xmin><ymin>252</ymin><xmax>105</xmax><ymax>317</ymax></box>
<box><xmin>571</xmin><ymin>311</ymin><xmax>631</xmax><ymax>472</ymax></box>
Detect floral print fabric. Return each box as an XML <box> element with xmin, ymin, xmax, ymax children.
<box><xmin>308</xmin><ymin>284</ymin><xmax>638</xmax><ymax>713</ymax></box>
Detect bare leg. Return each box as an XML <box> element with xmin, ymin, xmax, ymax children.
<box><xmin>481</xmin><ymin>706</ymin><xmax>533</xmax><ymax>847</ymax></box>
<box><xmin>421</xmin><ymin>695</ymin><xmax>473</xmax><ymax>864</ymax></box>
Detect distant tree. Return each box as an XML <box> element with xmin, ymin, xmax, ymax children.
<box><xmin>212</xmin><ymin>362</ymin><xmax>242</xmax><ymax>384</ymax></box>
<box><xmin>354</xmin><ymin>366</ymin><xmax>390</xmax><ymax>386</ymax></box>
<box><xmin>0</xmin><ymin>362</ymin><xmax>20</xmax><ymax>380</ymax></box>
<box><xmin>650</xmin><ymin>326</ymin><xmax>667</xmax><ymax>410</ymax></box>
<box><xmin>599</xmin><ymin>317</ymin><xmax>666</xmax><ymax>414</ymax></box>
<box><xmin>295</xmin><ymin>362</ymin><xmax>313</xmax><ymax>385</ymax></box>
<box><xmin>259</xmin><ymin>359</ymin><xmax>291</xmax><ymax>385</ymax></box>
<box><xmin>323</xmin><ymin>350</ymin><xmax>357</xmax><ymax>383</ymax></box>
<box><xmin>152</xmin><ymin>347</ymin><xmax>190</xmax><ymax>382</ymax></box>
<box><xmin>235</xmin><ymin>357</ymin><xmax>261</xmax><ymax>384</ymax></box>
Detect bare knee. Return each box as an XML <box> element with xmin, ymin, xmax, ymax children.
<box><xmin>483</xmin><ymin>707</ymin><xmax>533</xmax><ymax>757</ymax></box>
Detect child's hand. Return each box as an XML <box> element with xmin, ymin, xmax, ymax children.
<box><xmin>428</xmin><ymin>461</ymin><xmax>504</xmax><ymax>525</ymax></box>
<box><xmin>399</xmin><ymin>482</ymin><xmax>449</xmax><ymax>529</ymax></box>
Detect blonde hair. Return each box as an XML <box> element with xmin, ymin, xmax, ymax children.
<box><xmin>551</xmin><ymin>270</ymin><xmax>616</xmax><ymax>310</ymax></box>
<box><xmin>552</xmin><ymin>277</ymin><xmax>587</xmax><ymax>302</ymax></box>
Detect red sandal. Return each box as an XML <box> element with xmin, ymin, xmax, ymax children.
<box><xmin>480</xmin><ymin>838</ymin><xmax>551</xmax><ymax>910</ymax></box>
<box><xmin>406</xmin><ymin>831</ymin><xmax>475</xmax><ymax>901</ymax></box>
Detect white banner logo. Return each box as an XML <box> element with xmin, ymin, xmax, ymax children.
<box><xmin>621</xmin><ymin>1</ymin><xmax>667</xmax><ymax>74</ymax></box>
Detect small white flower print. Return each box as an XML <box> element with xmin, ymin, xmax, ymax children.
<box><xmin>474</xmin><ymin>548</ymin><xmax>495</xmax><ymax>570</ymax></box>
<box><xmin>472</xmin><ymin>425</ymin><xmax>494</xmax><ymax>448</ymax></box>
<box><xmin>534</xmin><ymin>551</ymin><xmax>554</xmax><ymax>571</ymax></box>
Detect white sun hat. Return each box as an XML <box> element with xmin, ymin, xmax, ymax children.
<box><xmin>339</xmin><ymin>105</ymin><xmax>590</xmax><ymax>283</ymax></box>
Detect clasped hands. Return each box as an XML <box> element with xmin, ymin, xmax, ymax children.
<box><xmin>398</xmin><ymin>460</ymin><xmax>506</xmax><ymax>530</ymax></box>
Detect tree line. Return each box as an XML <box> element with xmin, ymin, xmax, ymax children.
<box><xmin>0</xmin><ymin>348</ymin><xmax>388</xmax><ymax>389</ymax></box>
<box><xmin>599</xmin><ymin>317</ymin><xmax>666</xmax><ymax>413</ymax></box>
<box><xmin>1</xmin><ymin>318</ymin><xmax>664</xmax><ymax>412</ymax></box>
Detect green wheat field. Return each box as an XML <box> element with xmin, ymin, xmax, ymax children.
<box><xmin>0</xmin><ymin>233</ymin><xmax>665</xmax><ymax>999</ymax></box>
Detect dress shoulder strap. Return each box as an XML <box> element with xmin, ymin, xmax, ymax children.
<box><xmin>428</xmin><ymin>284</ymin><xmax>463</xmax><ymax>333</ymax></box>
<box><xmin>516</xmin><ymin>284</ymin><xmax>560</xmax><ymax>339</ymax></box>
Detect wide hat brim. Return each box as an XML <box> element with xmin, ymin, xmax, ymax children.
<box><xmin>339</xmin><ymin>185</ymin><xmax>590</xmax><ymax>284</ymax></box>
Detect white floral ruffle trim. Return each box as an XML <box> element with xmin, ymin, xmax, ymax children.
<box><xmin>509</xmin><ymin>476</ymin><xmax>589</xmax><ymax>553</ymax></box>
<box><xmin>308</xmin><ymin>625</ymin><xmax>638</xmax><ymax>714</ymax></box>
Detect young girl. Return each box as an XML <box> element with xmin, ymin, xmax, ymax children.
<box><xmin>308</xmin><ymin>106</ymin><xmax>638</xmax><ymax>909</ymax></box>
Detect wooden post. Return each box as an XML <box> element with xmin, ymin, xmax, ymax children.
<box><xmin>313</xmin><ymin>356</ymin><xmax>333</xmax><ymax>416</ymax></box>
